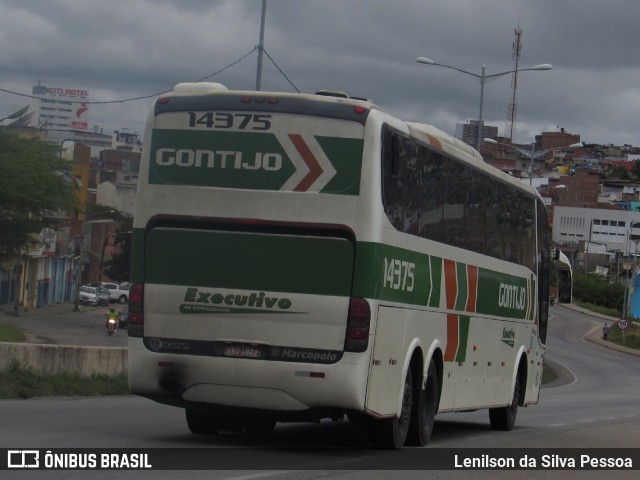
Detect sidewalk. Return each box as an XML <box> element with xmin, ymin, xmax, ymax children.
<box><xmin>556</xmin><ymin>303</ymin><xmax>640</xmax><ymax>357</ymax></box>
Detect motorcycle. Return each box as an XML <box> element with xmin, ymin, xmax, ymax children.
<box><xmin>105</xmin><ymin>314</ymin><xmax>118</xmax><ymax>336</ymax></box>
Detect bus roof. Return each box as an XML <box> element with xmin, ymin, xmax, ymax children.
<box><xmin>156</xmin><ymin>82</ymin><xmax>382</xmax><ymax>125</ymax></box>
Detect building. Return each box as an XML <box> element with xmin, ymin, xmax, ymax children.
<box><xmin>30</xmin><ymin>83</ymin><xmax>90</xmax><ymax>131</ymax></box>
<box><xmin>552</xmin><ymin>204</ymin><xmax>640</xmax><ymax>279</ymax></box>
<box><xmin>455</xmin><ymin>121</ymin><xmax>498</xmax><ymax>150</ymax></box>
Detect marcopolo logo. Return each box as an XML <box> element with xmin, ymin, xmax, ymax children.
<box><xmin>180</xmin><ymin>287</ymin><xmax>296</xmax><ymax>315</ymax></box>
<box><xmin>501</xmin><ymin>328</ymin><xmax>516</xmax><ymax>348</ymax></box>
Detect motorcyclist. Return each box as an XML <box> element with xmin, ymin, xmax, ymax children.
<box><xmin>105</xmin><ymin>306</ymin><xmax>120</xmax><ymax>333</ymax></box>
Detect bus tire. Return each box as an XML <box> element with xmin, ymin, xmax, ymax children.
<box><xmin>407</xmin><ymin>359</ymin><xmax>438</xmax><ymax>446</ymax></box>
<box><xmin>245</xmin><ymin>418</ymin><xmax>276</xmax><ymax>434</ymax></box>
<box><xmin>489</xmin><ymin>371</ymin><xmax>521</xmax><ymax>431</ymax></box>
<box><xmin>370</xmin><ymin>368</ymin><xmax>413</xmax><ymax>449</ymax></box>
<box><xmin>185</xmin><ymin>409</ymin><xmax>219</xmax><ymax>435</ymax></box>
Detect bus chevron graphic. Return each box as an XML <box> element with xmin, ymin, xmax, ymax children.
<box><xmin>443</xmin><ymin>259</ymin><xmax>479</xmax><ymax>313</ymax></box>
<box><xmin>280</xmin><ymin>134</ymin><xmax>336</xmax><ymax>192</ymax></box>
<box><xmin>279</xmin><ymin>133</ymin><xmax>337</xmax><ymax>192</ymax></box>
<box><xmin>444</xmin><ymin>314</ymin><xmax>470</xmax><ymax>362</ymax></box>
<box><xmin>443</xmin><ymin>259</ymin><xmax>475</xmax><ymax>363</ymax></box>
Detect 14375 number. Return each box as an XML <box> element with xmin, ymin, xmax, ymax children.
<box><xmin>187</xmin><ymin>112</ymin><xmax>271</xmax><ymax>130</ymax></box>
<box><xmin>383</xmin><ymin>258</ymin><xmax>415</xmax><ymax>292</ymax></box>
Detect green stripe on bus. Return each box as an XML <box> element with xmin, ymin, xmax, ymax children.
<box><xmin>144</xmin><ymin>229</ymin><xmax>354</xmax><ymax>296</ymax></box>
<box><xmin>130</xmin><ymin>228</ymin><xmax>145</xmax><ymax>284</ymax></box>
<box><xmin>455</xmin><ymin>315</ymin><xmax>470</xmax><ymax>363</ymax></box>
<box><xmin>133</xmin><ymin>227</ymin><xmax>534</xmax><ymax>320</ymax></box>
<box><xmin>315</xmin><ymin>136</ymin><xmax>363</xmax><ymax>195</ymax></box>
<box><xmin>429</xmin><ymin>256</ymin><xmax>443</xmax><ymax>308</ymax></box>
<box><xmin>148</xmin><ymin>130</ymin><xmax>363</xmax><ymax>195</ymax></box>
<box><xmin>454</xmin><ymin>262</ymin><xmax>468</xmax><ymax>311</ymax></box>
<box><xmin>476</xmin><ymin>268</ymin><xmax>531</xmax><ymax>320</ymax></box>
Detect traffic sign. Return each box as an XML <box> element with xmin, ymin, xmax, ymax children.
<box><xmin>618</xmin><ymin>319</ymin><xmax>629</xmax><ymax>330</ymax></box>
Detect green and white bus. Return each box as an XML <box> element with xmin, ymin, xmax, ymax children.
<box><xmin>128</xmin><ymin>82</ymin><xmax>551</xmax><ymax>448</ymax></box>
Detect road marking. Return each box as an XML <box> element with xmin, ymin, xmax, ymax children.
<box><xmin>548</xmin><ymin>423</ymin><xmax>566</xmax><ymax>427</ymax></box>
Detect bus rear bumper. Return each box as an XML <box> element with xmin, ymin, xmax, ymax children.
<box><xmin>128</xmin><ymin>339</ymin><xmax>369</xmax><ymax>414</ymax></box>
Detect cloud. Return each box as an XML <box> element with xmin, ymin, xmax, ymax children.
<box><xmin>1</xmin><ymin>0</ymin><xmax>638</xmax><ymax>145</ymax></box>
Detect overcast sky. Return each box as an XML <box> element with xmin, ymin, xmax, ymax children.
<box><xmin>1</xmin><ymin>0</ymin><xmax>639</xmax><ymax>147</ymax></box>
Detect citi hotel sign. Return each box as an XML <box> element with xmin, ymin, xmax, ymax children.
<box><xmin>45</xmin><ymin>87</ymin><xmax>89</xmax><ymax>98</ymax></box>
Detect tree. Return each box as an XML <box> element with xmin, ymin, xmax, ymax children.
<box><xmin>102</xmin><ymin>216</ymin><xmax>132</xmax><ymax>283</ymax></box>
<box><xmin>0</xmin><ymin>130</ymin><xmax>77</xmax><ymax>262</ymax></box>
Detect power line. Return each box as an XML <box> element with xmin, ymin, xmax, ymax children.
<box><xmin>197</xmin><ymin>47</ymin><xmax>258</xmax><ymax>82</ymax></box>
<box><xmin>0</xmin><ymin>47</ymin><xmax>260</xmax><ymax>106</ymax></box>
<box><xmin>1</xmin><ymin>45</ymin><xmax>300</xmax><ymax>112</ymax></box>
<box><xmin>263</xmin><ymin>48</ymin><xmax>300</xmax><ymax>93</ymax></box>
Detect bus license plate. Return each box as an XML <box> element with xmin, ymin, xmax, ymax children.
<box><xmin>223</xmin><ymin>345</ymin><xmax>262</xmax><ymax>359</ymax></box>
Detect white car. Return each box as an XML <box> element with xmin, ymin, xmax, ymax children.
<box><xmin>79</xmin><ymin>285</ymin><xmax>110</xmax><ymax>306</ymax></box>
<box><xmin>100</xmin><ymin>282</ymin><xmax>129</xmax><ymax>304</ymax></box>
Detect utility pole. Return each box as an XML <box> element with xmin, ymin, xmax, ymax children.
<box><xmin>255</xmin><ymin>0</ymin><xmax>267</xmax><ymax>91</ymax></box>
<box><xmin>505</xmin><ymin>26</ymin><xmax>522</xmax><ymax>142</ymax></box>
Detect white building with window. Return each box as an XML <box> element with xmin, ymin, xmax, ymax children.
<box><xmin>553</xmin><ymin>206</ymin><xmax>640</xmax><ymax>259</ymax></box>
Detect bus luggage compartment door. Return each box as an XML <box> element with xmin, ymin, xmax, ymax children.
<box><xmin>142</xmin><ymin>226</ymin><xmax>355</xmax><ymax>354</ymax></box>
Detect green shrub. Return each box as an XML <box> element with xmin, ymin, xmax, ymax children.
<box><xmin>572</xmin><ymin>273</ymin><xmax>626</xmax><ymax>314</ymax></box>
<box><xmin>0</xmin><ymin>361</ymin><xmax>129</xmax><ymax>399</ymax></box>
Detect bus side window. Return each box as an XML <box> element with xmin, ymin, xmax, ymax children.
<box><xmin>383</xmin><ymin>129</ymin><xmax>399</xmax><ymax>177</ymax></box>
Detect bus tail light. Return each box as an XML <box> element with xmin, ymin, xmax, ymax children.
<box><xmin>345</xmin><ymin>297</ymin><xmax>370</xmax><ymax>353</ymax></box>
<box><xmin>127</xmin><ymin>283</ymin><xmax>144</xmax><ymax>338</ymax></box>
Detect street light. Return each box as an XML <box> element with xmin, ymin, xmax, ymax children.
<box><xmin>484</xmin><ymin>138</ymin><xmax>582</xmax><ymax>184</ymax></box>
<box><xmin>416</xmin><ymin>56</ymin><xmax>553</xmax><ymax>151</ymax></box>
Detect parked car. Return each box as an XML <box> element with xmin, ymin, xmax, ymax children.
<box><xmin>100</xmin><ymin>282</ymin><xmax>130</xmax><ymax>304</ymax></box>
<box><xmin>79</xmin><ymin>285</ymin><xmax>110</xmax><ymax>306</ymax></box>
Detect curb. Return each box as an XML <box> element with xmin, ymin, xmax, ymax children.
<box><xmin>557</xmin><ymin>303</ymin><xmax>640</xmax><ymax>357</ymax></box>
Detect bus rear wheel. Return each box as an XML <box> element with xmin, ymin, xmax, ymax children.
<box><xmin>370</xmin><ymin>369</ymin><xmax>413</xmax><ymax>449</ymax></box>
<box><xmin>407</xmin><ymin>359</ymin><xmax>438</xmax><ymax>446</ymax></box>
<box><xmin>489</xmin><ymin>372</ymin><xmax>521</xmax><ymax>431</ymax></box>
<box><xmin>244</xmin><ymin>418</ymin><xmax>276</xmax><ymax>434</ymax></box>
<box><xmin>185</xmin><ymin>409</ymin><xmax>220</xmax><ymax>435</ymax></box>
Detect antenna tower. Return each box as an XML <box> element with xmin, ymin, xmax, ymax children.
<box><xmin>505</xmin><ymin>26</ymin><xmax>522</xmax><ymax>142</ymax></box>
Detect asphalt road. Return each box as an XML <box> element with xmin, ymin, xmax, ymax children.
<box><xmin>1</xmin><ymin>303</ymin><xmax>127</xmax><ymax>347</ymax></box>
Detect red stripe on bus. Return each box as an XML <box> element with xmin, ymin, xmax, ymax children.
<box><xmin>444</xmin><ymin>259</ymin><xmax>457</xmax><ymax>310</ymax></box>
<box><xmin>444</xmin><ymin>314</ymin><xmax>459</xmax><ymax>362</ymax></box>
<box><xmin>288</xmin><ymin>134</ymin><xmax>323</xmax><ymax>192</ymax></box>
<box><xmin>426</xmin><ymin>133</ymin><xmax>443</xmax><ymax>151</ymax></box>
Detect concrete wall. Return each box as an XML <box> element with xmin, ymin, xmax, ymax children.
<box><xmin>0</xmin><ymin>343</ymin><xmax>126</xmax><ymax>376</ymax></box>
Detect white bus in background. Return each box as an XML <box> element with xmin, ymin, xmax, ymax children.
<box><xmin>555</xmin><ymin>250</ymin><xmax>573</xmax><ymax>304</ymax></box>
<box><xmin>127</xmin><ymin>83</ymin><xmax>551</xmax><ymax>448</ymax></box>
